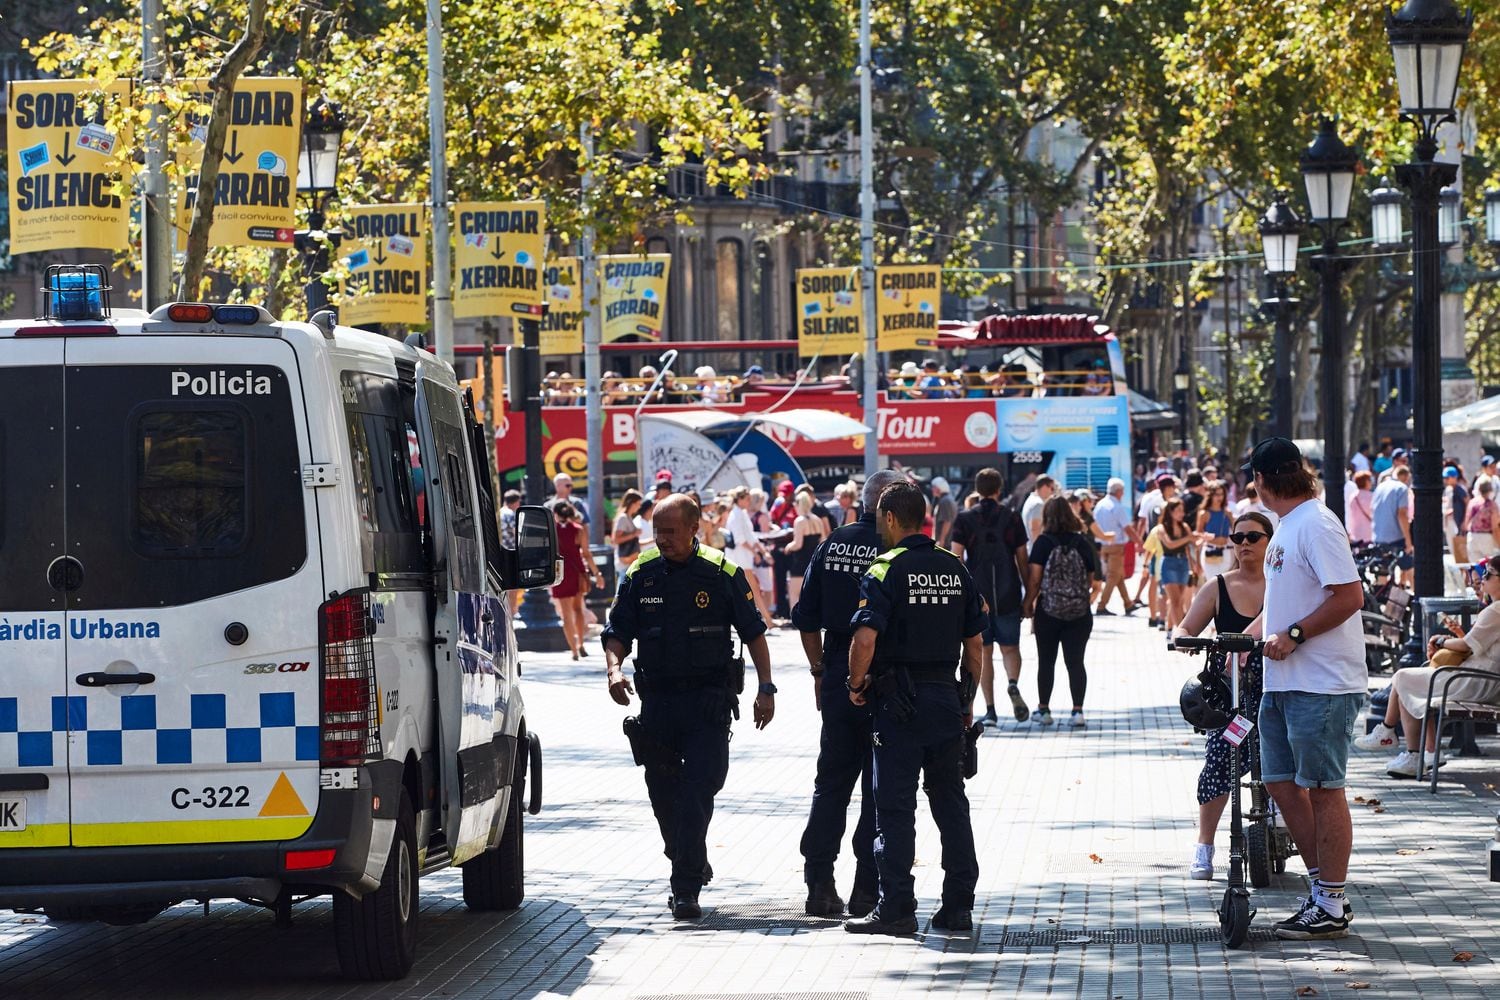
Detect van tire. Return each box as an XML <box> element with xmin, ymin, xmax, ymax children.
<box><xmin>334</xmin><ymin>790</ymin><xmax>418</xmax><ymax>980</ymax></box>
<box><xmin>461</xmin><ymin>789</ymin><xmax>524</xmax><ymax>911</ymax></box>
<box><xmin>42</xmin><ymin>905</ymin><xmax>93</xmax><ymax>923</ymax></box>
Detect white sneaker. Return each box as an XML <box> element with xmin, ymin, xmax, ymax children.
<box><xmin>1189</xmin><ymin>844</ymin><xmax>1214</xmax><ymax>880</ymax></box>
<box><xmin>1354</xmin><ymin>723</ymin><xmax>1398</xmax><ymax>751</ymax></box>
<box><xmin>1386</xmin><ymin>749</ymin><xmax>1420</xmax><ymax>778</ymax></box>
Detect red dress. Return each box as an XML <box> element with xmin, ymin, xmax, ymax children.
<box><xmin>551</xmin><ymin>521</ymin><xmax>590</xmax><ymax>598</ymax></box>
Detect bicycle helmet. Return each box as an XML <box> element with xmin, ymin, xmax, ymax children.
<box><xmin>1179</xmin><ymin>669</ymin><xmax>1233</xmax><ymax>731</ymax></box>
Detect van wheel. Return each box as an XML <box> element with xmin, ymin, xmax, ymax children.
<box><xmin>42</xmin><ymin>904</ymin><xmax>94</xmax><ymax>923</ymax></box>
<box><xmin>334</xmin><ymin>790</ymin><xmax>418</xmax><ymax>980</ymax></box>
<box><xmin>461</xmin><ymin>789</ymin><xmax>524</xmax><ymax>911</ymax></box>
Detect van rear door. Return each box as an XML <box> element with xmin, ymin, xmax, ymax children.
<box><xmin>61</xmin><ymin>337</ymin><xmax>323</xmax><ymax>847</ymax></box>
<box><xmin>0</xmin><ymin>339</ymin><xmax>69</xmax><ymax>849</ymax></box>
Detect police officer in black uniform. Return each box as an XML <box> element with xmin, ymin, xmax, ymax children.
<box><xmin>792</xmin><ymin>469</ymin><xmax>904</xmax><ymax>917</ymax></box>
<box><xmin>843</xmin><ymin>480</ymin><xmax>985</xmax><ymax>935</ymax></box>
<box><xmin>603</xmin><ymin>493</ymin><xmax>776</xmax><ymax>920</ymax></box>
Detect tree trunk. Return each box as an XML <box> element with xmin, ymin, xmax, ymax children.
<box><xmin>176</xmin><ymin>0</ymin><xmax>269</xmax><ymax>301</ymax></box>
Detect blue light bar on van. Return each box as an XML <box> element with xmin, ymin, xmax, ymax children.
<box><xmin>215</xmin><ymin>306</ymin><xmax>261</xmax><ymax>325</ymax></box>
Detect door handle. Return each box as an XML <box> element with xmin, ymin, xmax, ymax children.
<box><xmin>76</xmin><ymin>672</ymin><xmax>156</xmax><ymax>687</ymax></box>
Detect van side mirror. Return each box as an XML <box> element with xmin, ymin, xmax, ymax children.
<box><xmin>513</xmin><ymin>505</ymin><xmax>559</xmax><ymax>590</ymax></box>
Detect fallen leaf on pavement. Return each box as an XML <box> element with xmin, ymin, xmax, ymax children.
<box><xmin>1295</xmin><ymin>987</ymin><xmax>1318</xmax><ymax>996</ymax></box>
<box><xmin>1454</xmin><ymin>951</ymin><xmax>1475</xmax><ymax>963</ymax></box>
<box><xmin>1372</xmin><ymin>807</ymin><xmax>1387</xmax><ymax>814</ymax></box>
<box><xmin>1332</xmin><ymin>966</ymin><xmax>1349</xmax><ymax>973</ymax></box>
<box><xmin>1345</xmin><ymin>982</ymin><xmax>1370</xmax><ymax>990</ymax></box>
<box><xmin>1088</xmin><ymin>853</ymin><xmax>1103</xmax><ymax>864</ymax></box>
<box><xmin>1363</xmin><ymin>798</ymin><xmax>1381</xmax><ymax>807</ymax></box>
<box><xmin>1353</xmin><ymin>796</ymin><xmax>1366</xmax><ymax>803</ymax></box>
<box><xmin>1395</xmin><ymin>847</ymin><xmax>1431</xmax><ymax>856</ymax></box>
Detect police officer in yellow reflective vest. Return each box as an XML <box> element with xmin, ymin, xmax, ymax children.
<box><xmin>844</xmin><ymin>480</ymin><xmax>985</xmax><ymax>936</ymax></box>
<box><xmin>603</xmin><ymin>493</ymin><xmax>775</xmax><ymax>920</ymax></box>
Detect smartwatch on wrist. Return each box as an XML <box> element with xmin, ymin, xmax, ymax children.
<box><xmin>1288</xmin><ymin>623</ymin><xmax>1307</xmax><ymax>645</ymax></box>
<box><xmin>758</xmin><ymin>681</ymin><xmax>777</xmax><ymax>696</ymax></box>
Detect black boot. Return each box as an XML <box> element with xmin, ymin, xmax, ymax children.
<box><xmin>930</xmin><ymin>906</ymin><xmax>972</xmax><ymax>931</ymax></box>
<box><xmin>669</xmin><ymin>893</ymin><xmax>702</xmax><ymax>920</ymax></box>
<box><xmin>805</xmin><ymin>880</ymin><xmax>845</xmax><ymax>917</ymax></box>
<box><xmin>844</xmin><ymin>909</ymin><xmax>918</xmax><ymax>935</ymax></box>
<box><xmin>847</xmin><ymin>881</ymin><xmax>878</xmax><ymax>917</ymax></box>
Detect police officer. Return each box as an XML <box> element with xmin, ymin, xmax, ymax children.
<box><xmin>792</xmin><ymin>469</ymin><xmax>904</xmax><ymax>917</ymax></box>
<box><xmin>603</xmin><ymin>493</ymin><xmax>776</xmax><ymax>920</ymax></box>
<box><xmin>843</xmin><ymin>480</ymin><xmax>985</xmax><ymax>935</ymax></box>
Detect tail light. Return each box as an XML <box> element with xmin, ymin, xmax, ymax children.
<box><xmin>319</xmin><ymin>591</ymin><xmax>381</xmax><ymax>764</ymax></box>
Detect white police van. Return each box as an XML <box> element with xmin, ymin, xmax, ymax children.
<box><xmin>0</xmin><ymin>266</ymin><xmax>558</xmax><ymax>980</ymax></box>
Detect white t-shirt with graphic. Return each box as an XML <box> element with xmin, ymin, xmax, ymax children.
<box><xmin>1262</xmin><ymin>498</ymin><xmax>1366</xmax><ymax>695</ymax></box>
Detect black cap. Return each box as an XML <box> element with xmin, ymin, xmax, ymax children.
<box><xmin>1242</xmin><ymin>437</ymin><xmax>1304</xmax><ymax>475</ymax></box>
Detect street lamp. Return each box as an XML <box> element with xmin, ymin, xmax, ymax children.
<box><xmin>1259</xmin><ymin>196</ymin><xmax>1303</xmax><ymax>439</ymax></box>
<box><xmin>293</xmin><ymin>97</ymin><xmax>347</xmax><ymax>319</ymax></box>
<box><xmin>1173</xmin><ymin>357</ymin><xmax>1191</xmax><ymax>453</ymax></box>
<box><xmin>1371</xmin><ymin>179</ymin><xmax>1406</xmax><ymax>247</ymax></box>
<box><xmin>1485</xmin><ymin>188</ymin><xmax>1500</xmax><ymax>245</ymax></box>
<box><xmin>1438</xmin><ymin>184</ymin><xmax>1464</xmax><ymax>247</ymax></box>
<box><xmin>1300</xmin><ymin>118</ymin><xmax>1360</xmax><ymax>524</ymax></box>
<box><xmin>1388</xmin><ymin>0</ymin><xmax>1472</xmax><ymax>600</ymax></box>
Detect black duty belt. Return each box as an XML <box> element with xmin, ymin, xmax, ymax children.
<box><xmin>885</xmin><ymin>660</ymin><xmax>959</xmax><ymax>684</ymax></box>
<box><xmin>634</xmin><ymin>667</ymin><xmax>731</xmax><ymax>695</ymax></box>
<box><xmin>823</xmin><ymin>629</ymin><xmax>853</xmax><ymax>653</ymax></box>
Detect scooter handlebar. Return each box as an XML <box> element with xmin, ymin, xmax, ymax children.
<box><xmin>1169</xmin><ymin>632</ymin><xmax>1262</xmax><ymax>655</ymax></box>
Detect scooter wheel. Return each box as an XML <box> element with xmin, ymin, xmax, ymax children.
<box><xmin>1220</xmin><ymin>889</ymin><xmax>1251</xmax><ymax>949</ymax></box>
<box><xmin>1247</xmin><ymin>822</ymin><xmax>1272</xmax><ymax>889</ymax></box>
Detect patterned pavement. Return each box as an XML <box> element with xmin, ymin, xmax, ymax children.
<box><xmin>3</xmin><ymin>614</ymin><xmax>1500</xmax><ymax>998</ymax></box>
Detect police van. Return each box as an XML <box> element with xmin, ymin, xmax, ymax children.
<box><xmin>0</xmin><ymin>266</ymin><xmax>558</xmax><ymax>980</ymax></box>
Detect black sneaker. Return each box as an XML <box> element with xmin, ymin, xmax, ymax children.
<box><xmin>844</xmin><ymin>910</ymin><xmax>918</xmax><ymax>935</ymax></box>
<box><xmin>979</xmin><ymin>708</ymin><xmax>999</xmax><ymax>728</ymax></box>
<box><xmin>1275</xmin><ymin>895</ymin><xmax>1353</xmax><ymax>929</ymax></box>
<box><xmin>1275</xmin><ymin>899</ymin><xmax>1350</xmax><ymax>940</ymax></box>
<box><xmin>930</xmin><ymin>906</ymin><xmax>972</xmax><ymax>932</ymax></box>
<box><xmin>1007</xmin><ymin>684</ymin><xmax>1030</xmax><ymax>722</ymax></box>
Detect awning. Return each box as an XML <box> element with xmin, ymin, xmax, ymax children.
<box><xmin>1127</xmin><ymin>389</ymin><xmax>1178</xmax><ymax>431</ymax></box>
<box><xmin>638</xmin><ymin>407</ymin><xmax>871</xmax><ymax>442</ymax></box>
<box><xmin>1442</xmin><ymin>394</ymin><xmax>1500</xmax><ymax>434</ymax></box>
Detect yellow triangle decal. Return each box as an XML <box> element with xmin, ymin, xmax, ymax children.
<box><xmin>259</xmin><ymin>772</ymin><xmax>310</xmax><ymax>817</ymax></box>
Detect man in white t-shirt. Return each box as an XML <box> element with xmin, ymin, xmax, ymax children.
<box><xmin>1247</xmin><ymin>438</ymin><xmax>1365</xmax><ymax>942</ymax></box>
<box><xmin>1020</xmin><ymin>475</ymin><xmax>1055</xmax><ymax>550</ymax></box>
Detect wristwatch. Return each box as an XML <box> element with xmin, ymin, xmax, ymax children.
<box><xmin>1288</xmin><ymin>623</ymin><xmax>1307</xmax><ymax>645</ymax></box>
<box><xmin>758</xmin><ymin>681</ymin><xmax>778</xmax><ymax>696</ymax></box>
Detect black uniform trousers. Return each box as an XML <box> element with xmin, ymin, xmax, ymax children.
<box><xmin>798</xmin><ymin>640</ymin><xmax>877</xmax><ymax>891</ymax></box>
<box><xmin>639</xmin><ymin>686</ymin><xmax>733</xmax><ymax>896</ymax></box>
<box><xmin>871</xmin><ymin>681</ymin><xmax>979</xmax><ymax>917</ymax></box>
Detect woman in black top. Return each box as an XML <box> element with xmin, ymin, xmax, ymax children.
<box><xmin>1169</xmin><ymin>512</ymin><xmax>1272</xmax><ymax>880</ymax></box>
<box><xmin>1022</xmin><ymin>496</ymin><xmax>1103</xmax><ymax>728</ymax></box>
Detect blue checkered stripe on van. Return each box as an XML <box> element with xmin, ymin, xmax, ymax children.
<box><xmin>0</xmin><ymin>693</ymin><xmax>321</xmax><ymax>767</ymax></box>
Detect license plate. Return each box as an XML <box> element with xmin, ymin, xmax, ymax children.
<box><xmin>0</xmin><ymin>797</ymin><xmax>26</xmax><ymax>832</ymax></box>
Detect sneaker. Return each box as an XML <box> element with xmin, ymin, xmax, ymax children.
<box><xmin>1007</xmin><ymin>684</ymin><xmax>1030</xmax><ymax>722</ymax></box>
<box><xmin>1386</xmin><ymin>749</ymin><xmax>1420</xmax><ymax>778</ymax></box>
<box><xmin>980</xmin><ymin>708</ymin><xmax>1000</xmax><ymax>728</ymax></box>
<box><xmin>1354</xmin><ymin>723</ymin><xmax>1398</xmax><ymax>751</ymax></box>
<box><xmin>1275</xmin><ymin>895</ymin><xmax>1352</xmax><ymax>928</ymax></box>
<box><xmin>1070</xmin><ymin>710</ymin><xmax>1086</xmax><ymax>729</ymax></box>
<box><xmin>1189</xmin><ymin>844</ymin><xmax>1214</xmax><ymax>880</ymax></box>
<box><xmin>1035</xmin><ymin>708</ymin><xmax>1053</xmax><ymax>726</ymax></box>
<box><xmin>1095</xmin><ymin>607</ymin><xmax>1116</xmax><ymax>617</ymax></box>
<box><xmin>1148</xmin><ymin>617</ymin><xmax>1161</xmax><ymax>628</ymax></box>
<box><xmin>1275</xmin><ymin>899</ymin><xmax>1351</xmax><ymax>940</ymax></box>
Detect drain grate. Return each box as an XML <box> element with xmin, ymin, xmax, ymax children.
<box><xmin>635</xmin><ymin>994</ymin><xmax>868</xmax><ymax>1000</ymax></box>
<box><xmin>690</xmin><ymin>901</ymin><xmax>843</xmax><ymax>931</ymax></box>
<box><xmin>1000</xmin><ymin>926</ymin><xmax>1279</xmax><ymax>946</ymax></box>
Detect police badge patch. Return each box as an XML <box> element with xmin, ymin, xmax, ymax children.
<box><xmin>695</xmin><ymin>590</ymin><xmax>710</xmax><ymax>608</ymax></box>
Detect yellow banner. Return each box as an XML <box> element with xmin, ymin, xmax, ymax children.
<box><xmin>875</xmin><ymin>264</ymin><xmax>941</xmax><ymax>351</ymax></box>
<box><xmin>340</xmin><ymin>204</ymin><xmax>427</xmax><ymax>326</ymax></box>
<box><xmin>453</xmin><ymin>200</ymin><xmax>546</xmax><ymax>319</ymax></box>
<box><xmin>601</xmin><ymin>253</ymin><xmax>670</xmax><ymax>342</ymax></box>
<box><xmin>175</xmin><ymin>78</ymin><xmax>302</xmax><ymax>246</ymax></box>
<box><xmin>796</xmin><ymin>266</ymin><xmax>862</xmax><ymax>357</ymax></box>
<box><xmin>535</xmin><ymin>257</ymin><xmax>584</xmax><ymax>354</ymax></box>
<box><xmin>7</xmin><ymin>80</ymin><xmax>132</xmax><ymax>255</ymax></box>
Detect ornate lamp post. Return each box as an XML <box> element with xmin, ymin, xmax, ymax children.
<box><xmin>293</xmin><ymin>97</ymin><xmax>347</xmax><ymax>319</ymax></box>
<box><xmin>1259</xmin><ymin>197</ymin><xmax>1303</xmax><ymax>439</ymax></box>
<box><xmin>1173</xmin><ymin>356</ymin><xmax>1191</xmax><ymax>453</ymax></box>
<box><xmin>1388</xmin><ymin>0</ymin><xmax>1472</xmax><ymax>599</ymax></box>
<box><xmin>1300</xmin><ymin>119</ymin><xmax>1360</xmax><ymax>523</ymax></box>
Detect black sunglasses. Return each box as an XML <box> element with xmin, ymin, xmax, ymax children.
<box><xmin>1229</xmin><ymin>531</ymin><xmax>1269</xmax><ymax>545</ymax></box>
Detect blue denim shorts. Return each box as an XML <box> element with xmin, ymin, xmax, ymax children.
<box><xmin>1159</xmin><ymin>554</ymin><xmax>1191</xmax><ymax>586</ymax></box>
<box><xmin>982</xmin><ymin>610</ymin><xmax>1022</xmax><ymax>647</ymax></box>
<box><xmin>1258</xmin><ymin>690</ymin><xmax>1365</xmax><ymax>789</ymax></box>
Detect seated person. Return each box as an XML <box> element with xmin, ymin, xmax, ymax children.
<box><xmin>918</xmin><ymin>359</ymin><xmax>955</xmax><ymax>399</ymax></box>
<box><xmin>1356</xmin><ymin>554</ymin><xmax>1500</xmax><ymax>778</ymax></box>
<box><xmin>1082</xmin><ymin>360</ymin><xmax>1112</xmax><ymax>396</ymax></box>
<box><xmin>892</xmin><ymin>361</ymin><xmax>922</xmax><ymax>399</ymax></box>
<box><xmin>996</xmin><ymin>362</ymin><xmax>1031</xmax><ymax>397</ymax></box>
<box><xmin>962</xmin><ymin>365</ymin><xmax>989</xmax><ymax>398</ymax></box>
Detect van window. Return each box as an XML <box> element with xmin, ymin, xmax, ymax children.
<box><xmin>0</xmin><ymin>365</ymin><xmax>65</xmax><ymax>612</ymax></box>
<box><xmin>422</xmin><ymin>379</ymin><xmax>483</xmax><ymax>595</ymax></box>
<box><xmin>66</xmin><ymin>363</ymin><xmax>307</xmax><ymax>610</ymax></box>
<box><xmin>134</xmin><ymin>409</ymin><xmax>248</xmax><ymax>556</ymax></box>
<box><xmin>341</xmin><ymin>372</ymin><xmax>425</xmax><ymax>577</ymax></box>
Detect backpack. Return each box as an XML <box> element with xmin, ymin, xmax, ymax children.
<box><xmin>1039</xmin><ymin>535</ymin><xmax>1092</xmax><ymax>620</ymax></box>
<box><xmin>963</xmin><ymin>501</ymin><xmax>1020</xmax><ymax>612</ymax></box>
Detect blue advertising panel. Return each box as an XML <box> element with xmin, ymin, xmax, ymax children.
<box><xmin>994</xmin><ymin>395</ymin><xmax>1130</xmax><ymax>497</ymax></box>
